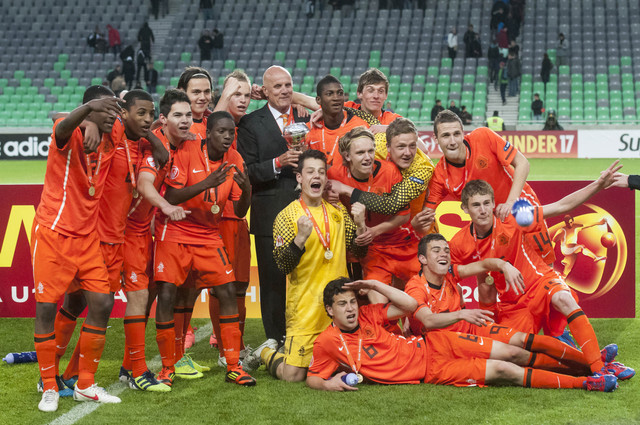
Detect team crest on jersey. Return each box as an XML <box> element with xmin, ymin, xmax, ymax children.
<box><xmin>37</xmin><ymin>282</ymin><xmax>44</xmax><ymax>294</ymax></box>
<box><xmin>156</xmin><ymin>262</ymin><xmax>165</xmax><ymax>273</ymax></box>
<box><xmin>497</xmin><ymin>233</ymin><xmax>509</xmax><ymax>246</ymax></box>
<box><xmin>130</xmin><ymin>271</ymin><xmax>138</xmax><ymax>283</ymax></box>
<box><xmin>476</xmin><ymin>156</ymin><xmax>488</xmax><ymax>169</ymax></box>
<box><xmin>363</xmin><ymin>326</ymin><xmax>375</xmax><ymax>338</ymax></box>
<box><xmin>146</xmin><ymin>156</ymin><xmax>156</xmax><ymax>168</ymax></box>
<box><xmin>298</xmin><ymin>346</ymin><xmax>305</xmax><ymax>357</ymax></box>
<box><xmin>275</xmin><ymin>235</ymin><xmax>284</xmax><ymax>247</ymax></box>
<box><xmin>409</xmin><ymin>176</ymin><xmax>424</xmax><ymax>185</ymax></box>
<box><xmin>170</xmin><ymin>165</ymin><xmax>179</xmax><ymax>180</ymax></box>
<box><xmin>503</xmin><ymin>141</ymin><xmax>511</xmax><ymax>151</ymax></box>
<box><xmin>331</xmin><ymin>212</ymin><xmax>341</xmax><ymax>223</ymax></box>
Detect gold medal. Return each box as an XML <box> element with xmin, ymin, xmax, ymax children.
<box><xmin>324</xmin><ymin>249</ymin><xmax>333</xmax><ymax>260</ymax></box>
<box><xmin>485</xmin><ymin>275</ymin><xmax>494</xmax><ymax>285</ymax></box>
<box><xmin>211</xmin><ymin>204</ymin><xmax>220</xmax><ymax>214</ymax></box>
<box><xmin>356</xmin><ymin>373</ymin><xmax>364</xmax><ymax>383</ymax></box>
<box><xmin>88</xmin><ymin>186</ymin><xmax>96</xmax><ymax>197</ymax></box>
<box><xmin>132</xmin><ymin>188</ymin><xmax>139</xmax><ymax>198</ymax></box>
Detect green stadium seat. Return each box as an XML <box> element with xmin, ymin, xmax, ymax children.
<box><xmin>170</xmin><ymin>76</ymin><xmax>179</xmax><ymax>87</ymax></box>
<box><xmin>463</xmin><ymin>75</ymin><xmax>475</xmax><ymax>85</ymax></box>
<box><xmin>608</xmin><ymin>65</ymin><xmax>620</xmax><ymax>75</ymax></box>
<box><xmin>15</xmin><ymin>86</ymin><xmax>27</xmax><ymax>95</ymax></box>
<box><xmin>67</xmin><ymin>78</ymin><xmax>79</xmax><ymax>87</ymax></box>
<box><xmin>407</xmin><ymin>108</ymin><xmax>420</xmax><ymax>121</ymax></box>
<box><xmin>379</xmin><ymin>67</ymin><xmax>390</xmax><ymax>77</ymax></box>
<box><xmin>14</xmin><ymin>70</ymin><xmax>25</xmax><ymax>80</ymax></box>
<box><xmin>19</xmin><ymin>78</ymin><xmax>31</xmax><ymax>87</ymax></box>
<box><xmin>558</xmin><ymin>65</ymin><xmax>570</xmax><ymax>75</ymax></box>
<box><xmin>570</xmin><ymin>74</ymin><xmax>582</xmax><ymax>84</ymax></box>
<box><xmin>410</xmin><ymin>91</ymin><xmax>423</xmax><ymax>102</ymax></box>
<box><xmin>546</xmin><ymin>49</ymin><xmax>556</xmax><ymax>63</ymax></box>
<box><xmin>441</xmin><ymin>58</ymin><xmax>452</xmax><ymax>68</ymax></box>
<box><xmin>292</xmin><ymin>83</ymin><xmax>300</xmax><ymax>92</ymax></box>
<box><xmin>349</xmin><ymin>83</ymin><xmax>358</xmax><ymax>93</ymax></box>
<box><xmin>49</xmin><ymin>86</ymin><xmax>61</xmax><ymax>96</ymax></box>
<box><xmin>369</xmin><ymin>50</ymin><xmax>381</xmax><ymax>61</ymax></box>
<box><xmin>0</xmin><ymin>78</ymin><xmax>7</xmax><ymax>88</ymax></box>
<box><xmin>301</xmin><ymin>83</ymin><xmax>313</xmax><ymax>94</ymax></box>
<box><xmin>330</xmin><ymin>67</ymin><xmax>341</xmax><ymax>77</ymax></box>
<box><xmin>303</xmin><ymin>75</ymin><xmax>314</xmax><ymax>85</ymax></box>
<box><xmin>399</xmin><ymin>82</ymin><xmax>411</xmax><ymax>92</ymax></box>
<box><xmin>53</xmin><ymin>62</ymin><xmax>65</xmax><ymax>73</ymax></box>
<box><xmin>413</xmin><ymin>75</ymin><xmax>425</xmax><ymax>85</ymax></box>
<box><xmin>389</xmin><ymin>75</ymin><xmax>401</xmax><ymax>85</ymax></box>
<box><xmin>274</xmin><ymin>51</ymin><xmax>285</xmax><ymax>62</ymax></box>
<box><xmin>476</xmin><ymin>66</ymin><xmax>488</xmax><ymax>78</ymax></box>
<box><xmin>57</xmin><ymin>53</ymin><xmax>69</xmax><ymax>63</ymax></box>
<box><xmin>180</xmin><ymin>52</ymin><xmax>192</xmax><ymax>63</ymax></box>
<box><xmin>224</xmin><ymin>59</ymin><xmax>235</xmax><ymax>70</ymax></box>
<box><xmin>395</xmin><ymin>106</ymin><xmax>408</xmax><ymax>116</ymax></box>
<box><xmin>340</xmin><ymin>75</ymin><xmax>351</xmax><ymax>86</ymax></box>
<box><xmin>596</xmin><ymin>74</ymin><xmax>608</xmax><ymax>84</ymax></box>
<box><xmin>533</xmin><ymin>82</ymin><xmax>544</xmax><ymax>94</ymax></box>
<box><xmin>156</xmin><ymin>85</ymin><xmax>166</xmax><ymax>96</ymax></box>
<box><xmin>217</xmin><ymin>76</ymin><xmax>225</xmax><ymax>86</ymax></box>
<box><xmin>60</xmin><ymin>70</ymin><xmax>71</xmax><ymax>80</ymax></box>
<box><xmin>427</xmin><ymin>66</ymin><xmax>439</xmax><ymax>77</ymax></box>
<box><xmin>91</xmin><ymin>77</ymin><xmax>102</xmax><ymax>85</ymax></box>
<box><xmin>620</xmin><ymin>56</ymin><xmax>632</xmax><ymax>66</ymax></box>
<box><xmin>154</xmin><ymin>60</ymin><xmax>164</xmax><ymax>73</ymax></box>
<box><xmin>295</xmin><ymin>59</ymin><xmax>307</xmax><ymax>71</ymax></box>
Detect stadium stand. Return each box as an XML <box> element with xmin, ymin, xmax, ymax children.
<box><xmin>1</xmin><ymin>0</ymin><xmax>638</xmax><ymax>128</ymax></box>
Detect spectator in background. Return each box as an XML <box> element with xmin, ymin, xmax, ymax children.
<box><xmin>498</xmin><ymin>61</ymin><xmax>508</xmax><ymax>104</ymax></box>
<box><xmin>122</xmin><ymin>54</ymin><xmax>136</xmax><ymax>90</ymax></box>
<box><xmin>490</xmin><ymin>0</ymin><xmax>507</xmax><ymax>31</ymax></box>
<box><xmin>487</xmin><ymin>110</ymin><xmax>505</xmax><ymax>131</ymax></box>
<box><xmin>507</xmin><ymin>50</ymin><xmax>521</xmax><ymax>97</ymax></box>
<box><xmin>506</xmin><ymin>11</ymin><xmax>520</xmax><ymax>43</ymax></box>
<box><xmin>160</xmin><ymin>0</ymin><xmax>169</xmax><ymax>17</ymax></box>
<box><xmin>470</xmin><ymin>33</ymin><xmax>483</xmax><ymax>58</ymax></box>
<box><xmin>459</xmin><ymin>105</ymin><xmax>472</xmax><ymax>124</ymax></box>
<box><xmin>531</xmin><ymin>93</ymin><xmax>543</xmax><ymax>120</ymax></box>
<box><xmin>540</xmin><ymin>53</ymin><xmax>553</xmax><ymax>89</ymax></box>
<box><xmin>497</xmin><ymin>23</ymin><xmax>509</xmax><ymax>57</ymax></box>
<box><xmin>306</xmin><ymin>0</ymin><xmax>315</xmax><ymax>18</ymax></box>
<box><xmin>136</xmin><ymin>46</ymin><xmax>148</xmax><ymax>87</ymax></box>
<box><xmin>447</xmin><ymin>27</ymin><xmax>458</xmax><ymax>61</ymax></box>
<box><xmin>430</xmin><ymin>99</ymin><xmax>444</xmax><ymax>121</ymax></box>
<box><xmin>488</xmin><ymin>39</ymin><xmax>501</xmax><ymax>88</ymax></box>
<box><xmin>138</xmin><ymin>22</ymin><xmax>155</xmax><ymax>60</ymax></box>
<box><xmin>448</xmin><ymin>100</ymin><xmax>461</xmax><ymax>117</ymax></box>
<box><xmin>385</xmin><ymin>101</ymin><xmax>394</xmax><ymax>112</ymax></box>
<box><xmin>556</xmin><ymin>33</ymin><xmax>569</xmax><ymax>67</ymax></box>
<box><xmin>198</xmin><ymin>30</ymin><xmax>213</xmax><ymax>66</ymax></box>
<box><xmin>200</xmin><ymin>0</ymin><xmax>213</xmax><ymax>22</ymax></box>
<box><xmin>107</xmin><ymin>64</ymin><xmax>122</xmax><ymax>86</ymax></box>
<box><xmin>107</xmin><ymin>25</ymin><xmax>122</xmax><ymax>59</ymax></box>
<box><xmin>212</xmin><ymin>29</ymin><xmax>225</xmax><ymax>61</ymax></box>
<box><xmin>88</xmin><ymin>26</ymin><xmax>107</xmax><ymax>55</ymax></box>
<box><xmin>543</xmin><ymin>110</ymin><xmax>564</xmax><ymax>130</ymax></box>
<box><xmin>150</xmin><ymin>0</ymin><xmax>160</xmax><ymax>19</ymax></box>
<box><xmin>463</xmin><ymin>24</ymin><xmax>476</xmax><ymax>58</ymax></box>
<box><xmin>146</xmin><ymin>62</ymin><xmax>158</xmax><ymax>94</ymax></box>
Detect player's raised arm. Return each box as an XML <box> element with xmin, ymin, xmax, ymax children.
<box><xmin>495</xmin><ymin>150</ymin><xmax>530</xmax><ymax>220</ymax></box>
<box><xmin>458</xmin><ymin>258</ymin><xmax>525</xmax><ymax>296</ymax></box>
<box><xmin>344</xmin><ymin>280</ymin><xmax>417</xmax><ymax>319</ymax></box>
<box><xmin>165</xmin><ymin>161</ymin><xmax>234</xmax><ymax>205</ymax></box>
<box><xmin>55</xmin><ymin>96</ymin><xmax>123</xmax><ymax>148</ymax></box>
<box><xmin>232</xmin><ymin>163</ymin><xmax>251</xmax><ymax>218</ymax></box>
<box><xmin>542</xmin><ymin>160</ymin><xmax>622</xmax><ymax>219</ymax></box>
<box><xmin>610</xmin><ymin>172</ymin><xmax>640</xmax><ymax>190</ymax></box>
<box><xmin>137</xmin><ymin>171</ymin><xmax>188</xmax><ymax>221</ymax></box>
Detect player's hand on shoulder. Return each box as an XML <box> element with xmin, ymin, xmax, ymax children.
<box><xmin>368</xmin><ymin>124</ymin><xmax>387</xmax><ymax>135</ymax></box>
<box><xmin>162</xmin><ymin>204</ymin><xmax>189</xmax><ymax>221</ymax></box>
<box><xmin>250</xmin><ymin>84</ymin><xmax>266</xmax><ymax>100</ymax></box>
<box><xmin>204</xmin><ymin>161</ymin><xmax>233</xmax><ymax>188</ymax></box>
<box><xmin>292</xmin><ymin>103</ymin><xmax>309</xmax><ymax>118</ymax></box>
<box><xmin>310</xmin><ymin>109</ymin><xmax>324</xmax><ymax>128</ymax></box>
<box><xmin>325</xmin><ymin>372</ymin><xmax>358</xmax><ymax>392</ymax></box>
<box><xmin>495</xmin><ymin>200</ymin><xmax>514</xmax><ymax>221</ymax></box>
<box><xmin>459</xmin><ymin>309</ymin><xmax>495</xmax><ymax>326</ymax></box>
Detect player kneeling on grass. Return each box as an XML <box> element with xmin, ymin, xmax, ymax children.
<box><xmin>244</xmin><ymin>149</ymin><xmax>368</xmax><ymax>381</ymax></box>
<box><xmin>406</xmin><ymin>233</ymin><xmax>622</xmax><ymax>376</ymax></box>
<box><xmin>306</xmin><ymin>278</ymin><xmax>618</xmax><ymax>392</ymax></box>
<box><xmin>153</xmin><ymin>111</ymin><xmax>255</xmax><ymax>386</ymax></box>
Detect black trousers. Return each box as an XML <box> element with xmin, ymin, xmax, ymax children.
<box><xmin>254</xmin><ymin>235</ymin><xmax>287</xmax><ymax>342</ymax></box>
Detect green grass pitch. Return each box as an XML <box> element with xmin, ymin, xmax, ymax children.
<box><xmin>0</xmin><ymin>158</ymin><xmax>639</xmax><ymax>425</ymax></box>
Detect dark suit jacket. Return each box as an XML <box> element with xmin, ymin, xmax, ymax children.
<box><xmin>237</xmin><ymin>104</ymin><xmax>309</xmax><ymax>237</ymax></box>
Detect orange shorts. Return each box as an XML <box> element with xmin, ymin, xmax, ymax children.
<box><xmin>122</xmin><ymin>231</ymin><xmax>153</xmax><ymax>292</ymax></box>
<box><xmin>153</xmin><ymin>240</ymin><xmax>235</xmax><ymax>289</ymax></box>
<box><xmin>219</xmin><ymin>218</ymin><xmax>250</xmax><ymax>283</ymax></box>
<box><xmin>31</xmin><ymin>222</ymin><xmax>109</xmax><ymax>303</ymax></box>
<box><xmin>499</xmin><ymin>274</ymin><xmax>576</xmax><ymax>337</ymax></box>
<box><xmin>100</xmin><ymin>242</ymin><xmax>124</xmax><ymax>292</ymax></box>
<box><xmin>424</xmin><ymin>331</ymin><xmax>493</xmax><ymax>387</ymax></box>
<box><xmin>360</xmin><ymin>243</ymin><xmax>420</xmax><ymax>283</ymax></box>
<box><xmin>463</xmin><ymin>322</ymin><xmax>518</xmax><ymax>344</ymax></box>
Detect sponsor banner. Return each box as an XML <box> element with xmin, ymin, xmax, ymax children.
<box><xmin>577</xmin><ymin>129</ymin><xmax>640</xmax><ymax>158</ymax></box>
<box><xmin>0</xmin><ymin>133</ymin><xmax>51</xmax><ymax>159</ymax></box>
<box><xmin>418</xmin><ymin>130</ymin><xmax>579</xmax><ymax>159</ymax></box>
<box><xmin>437</xmin><ymin>181</ymin><xmax>635</xmax><ymax>318</ymax></box>
<box><xmin>0</xmin><ymin>182</ymin><xmax>634</xmax><ymax>318</ymax></box>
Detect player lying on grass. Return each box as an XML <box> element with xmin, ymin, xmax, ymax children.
<box><xmin>448</xmin><ymin>169</ymin><xmax>634</xmax><ymax>381</ymax></box>
<box><xmin>406</xmin><ymin>233</ymin><xmax>622</xmax><ymax>376</ymax></box>
<box><xmin>306</xmin><ymin>277</ymin><xmax>618</xmax><ymax>392</ymax></box>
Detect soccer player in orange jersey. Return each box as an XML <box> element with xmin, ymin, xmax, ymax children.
<box><xmin>32</xmin><ymin>86</ymin><xmax>124</xmax><ymax>412</ymax></box>
<box><xmin>177</xmin><ymin>66</ymin><xmax>212</xmax><ymax>140</ymax></box>
<box><xmin>406</xmin><ymin>233</ymin><xmax>621</xmax><ymax>375</ymax></box>
<box><xmin>305</xmin><ymin>75</ymin><xmax>369</xmax><ymax>167</ymax></box>
<box><xmin>306</xmin><ymin>278</ymin><xmax>618</xmax><ymax>392</ymax></box>
<box><xmin>344</xmin><ymin>68</ymin><xmax>401</xmax><ymax>126</ymax></box>
<box><xmin>448</xmin><ymin>176</ymin><xmax>634</xmax><ymax>380</ymax></box>
<box><xmin>328</xmin><ymin>127</ymin><xmax>418</xmax><ymax>300</ymax></box>
<box><xmin>153</xmin><ymin>111</ymin><xmax>256</xmax><ymax>386</ymax></box>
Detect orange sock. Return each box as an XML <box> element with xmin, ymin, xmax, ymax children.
<box><xmin>77</xmin><ymin>324</ymin><xmax>107</xmax><ymax>389</ymax></box>
<box><xmin>124</xmin><ymin>315</ymin><xmax>147</xmax><ymax>378</ymax></box>
<box><xmin>62</xmin><ymin>338</ymin><xmax>81</xmax><ymax>381</ymax></box>
<box><xmin>526</xmin><ymin>352</ymin><xmax>576</xmax><ymax>373</ymax></box>
<box><xmin>219</xmin><ymin>314</ymin><xmax>241</xmax><ymax>369</ymax></box>
<box><xmin>35</xmin><ymin>332</ymin><xmax>56</xmax><ymax>391</ymax></box>
<box><xmin>567</xmin><ymin>309</ymin><xmax>604</xmax><ymax>373</ymax></box>
<box><xmin>209</xmin><ymin>295</ymin><xmax>222</xmax><ymax>350</ymax></box>
<box><xmin>155</xmin><ymin>320</ymin><xmax>175</xmax><ymax>370</ymax></box>
<box><xmin>173</xmin><ymin>307</ymin><xmax>187</xmax><ymax>362</ymax></box>
<box><xmin>54</xmin><ymin>308</ymin><xmax>77</xmax><ymax>375</ymax></box>
<box><xmin>522</xmin><ymin>367</ymin><xmax>584</xmax><ymax>389</ymax></box>
<box><xmin>524</xmin><ymin>333</ymin><xmax>586</xmax><ymax>365</ymax></box>
<box><xmin>236</xmin><ymin>296</ymin><xmax>246</xmax><ymax>350</ymax></box>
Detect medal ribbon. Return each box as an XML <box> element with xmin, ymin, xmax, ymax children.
<box><xmin>472</xmin><ymin>216</ymin><xmax>497</xmax><ymax>281</ymax></box>
<box><xmin>442</xmin><ymin>146</ymin><xmax>470</xmax><ymax>196</ymax></box>
<box><xmin>123</xmin><ymin>138</ymin><xmax>137</xmax><ymax>190</ymax></box>
<box><xmin>85</xmin><ymin>151</ymin><xmax>103</xmax><ymax>189</ymax></box>
<box><xmin>202</xmin><ymin>142</ymin><xmax>220</xmax><ymax>206</ymax></box>
<box><xmin>335</xmin><ymin>325</ymin><xmax>362</xmax><ymax>374</ymax></box>
<box><xmin>321</xmin><ymin>110</ymin><xmax>348</xmax><ymax>160</ymax></box>
<box><xmin>299</xmin><ymin>198</ymin><xmax>331</xmax><ymax>252</ymax></box>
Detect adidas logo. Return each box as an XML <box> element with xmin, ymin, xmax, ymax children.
<box><xmin>130</xmin><ymin>271</ymin><xmax>138</xmax><ymax>283</ymax></box>
<box><xmin>157</xmin><ymin>262</ymin><xmax>165</xmax><ymax>273</ymax></box>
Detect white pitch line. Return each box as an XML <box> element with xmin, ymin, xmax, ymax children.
<box><xmin>48</xmin><ymin>323</ymin><xmax>213</xmax><ymax>425</ymax></box>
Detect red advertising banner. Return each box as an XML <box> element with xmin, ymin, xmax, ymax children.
<box><xmin>438</xmin><ymin>181</ymin><xmax>635</xmax><ymax>318</ymax></box>
<box><xmin>418</xmin><ymin>130</ymin><xmax>579</xmax><ymax>159</ymax></box>
<box><xmin>0</xmin><ymin>182</ymin><xmax>634</xmax><ymax>318</ymax></box>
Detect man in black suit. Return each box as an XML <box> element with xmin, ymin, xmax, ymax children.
<box><xmin>237</xmin><ymin>66</ymin><xmax>309</xmax><ymax>349</ymax></box>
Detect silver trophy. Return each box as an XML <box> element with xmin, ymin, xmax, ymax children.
<box><xmin>283</xmin><ymin>123</ymin><xmax>310</xmax><ymax>152</ymax></box>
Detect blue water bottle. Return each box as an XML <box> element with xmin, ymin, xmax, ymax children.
<box><xmin>3</xmin><ymin>351</ymin><xmax>38</xmax><ymax>364</ymax></box>
<box><xmin>341</xmin><ymin>372</ymin><xmax>359</xmax><ymax>386</ymax></box>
